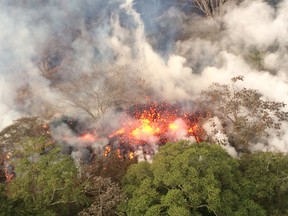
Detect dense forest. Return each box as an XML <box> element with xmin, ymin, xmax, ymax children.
<box><xmin>1</xmin><ymin>0</ymin><xmax>288</xmax><ymax>215</ymax></box>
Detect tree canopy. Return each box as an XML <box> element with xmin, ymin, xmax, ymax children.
<box><xmin>121</xmin><ymin>141</ymin><xmax>265</xmax><ymax>216</ymax></box>
<box><xmin>4</xmin><ymin>137</ymin><xmax>88</xmax><ymax>215</ymax></box>
<box><xmin>199</xmin><ymin>76</ymin><xmax>288</xmax><ymax>153</ymax></box>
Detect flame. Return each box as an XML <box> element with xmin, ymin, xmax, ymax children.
<box><xmin>53</xmin><ymin>102</ymin><xmax>204</xmax><ymax>161</ymax></box>
<box><xmin>108</xmin><ymin>102</ymin><xmax>204</xmax><ymax>145</ymax></box>
<box><xmin>188</xmin><ymin>124</ymin><xmax>203</xmax><ymax>143</ymax></box>
<box><xmin>80</xmin><ymin>133</ymin><xmax>96</xmax><ymax>142</ymax></box>
<box><xmin>117</xmin><ymin>149</ymin><xmax>122</xmax><ymax>159</ymax></box>
<box><xmin>109</xmin><ymin>128</ymin><xmax>125</xmax><ymax>138</ymax></box>
<box><xmin>168</xmin><ymin>123</ymin><xmax>179</xmax><ymax>131</ymax></box>
<box><xmin>104</xmin><ymin>146</ymin><xmax>111</xmax><ymax>157</ymax></box>
<box><xmin>130</xmin><ymin>119</ymin><xmax>160</xmax><ymax>140</ymax></box>
<box><xmin>128</xmin><ymin>151</ymin><xmax>134</xmax><ymax>160</ymax></box>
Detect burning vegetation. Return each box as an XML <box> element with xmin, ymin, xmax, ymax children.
<box><xmin>50</xmin><ymin>101</ymin><xmax>206</xmax><ymax>163</ymax></box>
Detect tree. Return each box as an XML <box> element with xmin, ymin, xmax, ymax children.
<box><xmin>0</xmin><ymin>117</ymin><xmax>52</xmax><ymax>154</ymax></box>
<box><xmin>0</xmin><ymin>155</ymin><xmax>6</xmax><ymax>183</ymax></box>
<box><xmin>78</xmin><ymin>150</ymin><xmax>134</xmax><ymax>216</ymax></box>
<box><xmin>199</xmin><ymin>76</ymin><xmax>288</xmax><ymax>153</ymax></box>
<box><xmin>6</xmin><ymin>137</ymin><xmax>87</xmax><ymax>215</ymax></box>
<box><xmin>180</xmin><ymin>0</ymin><xmax>230</xmax><ymax>18</ymax></box>
<box><xmin>0</xmin><ymin>183</ymin><xmax>36</xmax><ymax>216</ymax></box>
<box><xmin>239</xmin><ymin>152</ymin><xmax>288</xmax><ymax>216</ymax></box>
<box><xmin>120</xmin><ymin>141</ymin><xmax>264</xmax><ymax>216</ymax></box>
<box><xmin>194</xmin><ymin>0</ymin><xmax>228</xmax><ymax>17</ymax></box>
<box><xmin>78</xmin><ymin>176</ymin><xmax>125</xmax><ymax>216</ymax></box>
<box><xmin>58</xmin><ymin>66</ymin><xmax>148</xmax><ymax>120</ymax></box>
<box><xmin>83</xmin><ymin>149</ymin><xmax>137</xmax><ymax>183</ymax></box>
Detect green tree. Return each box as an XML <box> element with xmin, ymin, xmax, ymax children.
<box><xmin>6</xmin><ymin>137</ymin><xmax>88</xmax><ymax>215</ymax></box>
<box><xmin>0</xmin><ymin>117</ymin><xmax>52</xmax><ymax>156</ymax></box>
<box><xmin>121</xmin><ymin>141</ymin><xmax>264</xmax><ymax>216</ymax></box>
<box><xmin>199</xmin><ymin>76</ymin><xmax>288</xmax><ymax>153</ymax></box>
<box><xmin>0</xmin><ymin>184</ymin><xmax>12</xmax><ymax>216</ymax></box>
<box><xmin>240</xmin><ymin>152</ymin><xmax>288</xmax><ymax>216</ymax></box>
<box><xmin>0</xmin><ymin>183</ymin><xmax>36</xmax><ymax>216</ymax></box>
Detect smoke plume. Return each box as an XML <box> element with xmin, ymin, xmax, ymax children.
<box><xmin>0</xmin><ymin>0</ymin><xmax>287</xmax><ymax>154</ymax></box>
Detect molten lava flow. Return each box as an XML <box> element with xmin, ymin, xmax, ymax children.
<box><xmin>130</xmin><ymin>119</ymin><xmax>160</xmax><ymax>140</ymax></box>
<box><xmin>53</xmin><ymin>102</ymin><xmax>205</xmax><ymax>161</ymax></box>
<box><xmin>80</xmin><ymin>133</ymin><xmax>96</xmax><ymax>142</ymax></box>
<box><xmin>109</xmin><ymin>102</ymin><xmax>205</xmax><ymax>146</ymax></box>
<box><xmin>168</xmin><ymin>123</ymin><xmax>179</xmax><ymax>131</ymax></box>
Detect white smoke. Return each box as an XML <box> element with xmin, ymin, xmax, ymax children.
<box><xmin>0</xmin><ymin>0</ymin><xmax>287</xmax><ymax>154</ymax></box>
<box><xmin>203</xmin><ymin>117</ymin><xmax>237</xmax><ymax>157</ymax></box>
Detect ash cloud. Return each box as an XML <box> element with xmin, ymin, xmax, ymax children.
<box><xmin>0</xmin><ymin>0</ymin><xmax>287</xmax><ymax>153</ymax></box>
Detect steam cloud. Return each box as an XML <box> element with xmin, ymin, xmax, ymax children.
<box><xmin>0</xmin><ymin>0</ymin><xmax>287</xmax><ymax>153</ymax></box>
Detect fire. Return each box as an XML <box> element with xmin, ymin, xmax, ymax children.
<box><xmin>109</xmin><ymin>102</ymin><xmax>204</xmax><ymax>145</ymax></box>
<box><xmin>53</xmin><ymin>102</ymin><xmax>205</xmax><ymax>161</ymax></box>
<box><xmin>168</xmin><ymin>123</ymin><xmax>179</xmax><ymax>131</ymax></box>
<box><xmin>117</xmin><ymin>149</ymin><xmax>122</xmax><ymax>159</ymax></box>
<box><xmin>109</xmin><ymin>128</ymin><xmax>125</xmax><ymax>138</ymax></box>
<box><xmin>128</xmin><ymin>151</ymin><xmax>134</xmax><ymax>160</ymax></box>
<box><xmin>80</xmin><ymin>133</ymin><xmax>96</xmax><ymax>142</ymax></box>
<box><xmin>104</xmin><ymin>146</ymin><xmax>111</xmax><ymax>157</ymax></box>
<box><xmin>130</xmin><ymin>119</ymin><xmax>160</xmax><ymax>140</ymax></box>
<box><xmin>0</xmin><ymin>103</ymin><xmax>205</xmax><ymax>184</ymax></box>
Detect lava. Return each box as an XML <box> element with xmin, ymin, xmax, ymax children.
<box><xmin>80</xmin><ymin>133</ymin><xmax>96</xmax><ymax>142</ymax></box>
<box><xmin>108</xmin><ymin>102</ymin><xmax>205</xmax><ymax>146</ymax></box>
<box><xmin>52</xmin><ymin>102</ymin><xmax>205</xmax><ymax>160</ymax></box>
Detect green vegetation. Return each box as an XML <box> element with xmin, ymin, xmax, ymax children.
<box><xmin>120</xmin><ymin>141</ymin><xmax>265</xmax><ymax>216</ymax></box>
<box><xmin>2</xmin><ymin>137</ymin><xmax>288</xmax><ymax>215</ymax></box>
<box><xmin>5</xmin><ymin>138</ymin><xmax>87</xmax><ymax>215</ymax></box>
<box><xmin>240</xmin><ymin>152</ymin><xmax>288</xmax><ymax>215</ymax></box>
<box><xmin>120</xmin><ymin>142</ymin><xmax>288</xmax><ymax>216</ymax></box>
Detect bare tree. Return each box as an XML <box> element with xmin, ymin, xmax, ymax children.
<box><xmin>78</xmin><ymin>176</ymin><xmax>125</xmax><ymax>216</ymax></box>
<box><xmin>180</xmin><ymin>0</ymin><xmax>230</xmax><ymax>18</ymax></box>
<box><xmin>58</xmin><ymin>65</ymin><xmax>149</xmax><ymax>120</ymax></box>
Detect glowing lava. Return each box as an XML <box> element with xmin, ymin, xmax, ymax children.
<box><xmin>53</xmin><ymin>102</ymin><xmax>205</xmax><ymax>160</ymax></box>
<box><xmin>130</xmin><ymin>119</ymin><xmax>160</xmax><ymax>140</ymax></box>
<box><xmin>80</xmin><ymin>133</ymin><xmax>96</xmax><ymax>142</ymax></box>
<box><xmin>109</xmin><ymin>102</ymin><xmax>205</xmax><ymax>145</ymax></box>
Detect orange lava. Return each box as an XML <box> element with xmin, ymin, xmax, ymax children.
<box><xmin>80</xmin><ymin>133</ymin><xmax>96</xmax><ymax>142</ymax></box>
<box><xmin>109</xmin><ymin>102</ymin><xmax>204</xmax><ymax>145</ymax></box>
